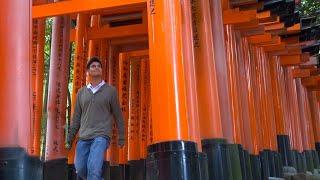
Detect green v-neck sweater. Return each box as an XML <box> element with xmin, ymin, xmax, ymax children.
<box><xmin>66</xmin><ymin>84</ymin><xmax>125</xmax><ymax>146</ymax></box>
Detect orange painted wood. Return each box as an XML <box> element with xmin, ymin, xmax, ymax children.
<box><xmin>139</xmin><ymin>58</ymin><xmax>150</xmax><ymax>159</ymax></box>
<box><xmin>296</xmin><ymin>79</ymin><xmax>315</xmax><ymax>150</ymax></box>
<box><xmin>247</xmin><ymin>33</ymin><xmax>272</xmax><ymax>44</ymax></box>
<box><xmin>118</xmin><ymin>53</ymin><xmax>130</xmax><ymax>164</ymax></box>
<box><xmin>31</xmin><ymin>17</ymin><xmax>46</xmax><ymax>156</ymax></box>
<box><xmin>0</xmin><ymin>0</ymin><xmax>32</xmax><ymax>150</ymax></box>
<box><xmin>193</xmin><ymin>0</ymin><xmax>224</xmax><ymax>140</ymax></box>
<box><xmin>68</xmin><ymin>13</ymin><xmax>89</xmax><ymax>164</ymax></box>
<box><xmin>292</xmin><ymin>68</ymin><xmax>310</xmax><ymax>78</ymax></box>
<box><xmin>88</xmin><ymin>15</ymin><xmax>101</xmax><ymax>57</ymax></box>
<box><xmin>225</xmin><ymin>25</ymin><xmax>244</xmax><ymax>145</ymax></box>
<box><xmin>256</xmin><ymin>11</ymin><xmax>270</xmax><ymax>19</ymax></box>
<box><xmin>240</xmin><ymin>38</ymin><xmax>258</xmax><ymax>154</ymax></box>
<box><xmin>263</xmin><ymin>43</ymin><xmax>286</xmax><ymax>52</ymax></box>
<box><xmin>87</xmin><ymin>24</ymin><xmax>148</xmax><ymax>40</ymax></box>
<box><xmin>308</xmin><ymin>92</ymin><xmax>320</xmax><ymax>143</ymax></box>
<box><xmin>99</xmin><ymin>40</ymin><xmax>109</xmax><ymax>81</ymax></box>
<box><xmin>286</xmin><ymin>23</ymin><xmax>301</xmax><ymax>34</ymax></box>
<box><xmin>210</xmin><ymin>0</ymin><xmax>235</xmax><ymax>143</ymax></box>
<box><xmin>46</xmin><ymin>15</ymin><xmax>70</xmax><ymax>160</ymax></box>
<box><xmin>32</xmin><ymin>0</ymin><xmax>147</xmax><ymax>18</ymax></box>
<box><xmin>128</xmin><ymin>59</ymin><xmax>141</xmax><ymax>161</ymax></box>
<box><xmin>284</xmin><ymin>67</ymin><xmax>304</xmax><ymax>152</ymax></box>
<box><xmin>264</xmin><ymin>22</ymin><xmax>285</xmax><ymax>31</ymax></box>
<box><xmin>223</xmin><ymin>9</ymin><xmax>257</xmax><ymax>24</ymax></box>
<box><xmin>269</xmin><ymin>57</ymin><xmax>286</xmax><ymax>135</ymax></box>
<box><xmin>147</xmin><ymin>0</ymin><xmax>189</xmax><ymax>142</ymax></box>
<box><xmin>181</xmin><ymin>0</ymin><xmax>201</xmax><ymax>150</ymax></box>
<box><xmin>106</xmin><ymin>45</ymin><xmax>120</xmax><ymax>164</ymax></box>
<box><xmin>279</xmin><ymin>54</ymin><xmax>301</xmax><ymax>66</ymax></box>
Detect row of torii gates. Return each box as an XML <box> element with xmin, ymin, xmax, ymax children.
<box><xmin>0</xmin><ymin>0</ymin><xmax>320</xmax><ymax>180</ymax></box>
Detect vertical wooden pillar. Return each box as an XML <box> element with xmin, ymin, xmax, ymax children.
<box><xmin>31</xmin><ymin>7</ymin><xmax>46</xmax><ymax>156</ymax></box>
<box><xmin>128</xmin><ymin>59</ymin><xmax>141</xmax><ymax>162</ymax></box>
<box><xmin>284</xmin><ymin>67</ymin><xmax>305</xmax><ymax>172</ymax></box>
<box><xmin>309</xmin><ymin>92</ymin><xmax>320</xmax><ymax>149</ymax></box>
<box><xmin>68</xmin><ymin>13</ymin><xmax>88</xmax><ymax>165</ymax></box>
<box><xmin>296</xmin><ymin>79</ymin><xmax>317</xmax><ymax>172</ymax></box>
<box><xmin>309</xmin><ymin>93</ymin><xmax>320</xmax><ymax>165</ymax></box>
<box><xmin>192</xmin><ymin>0</ymin><xmax>223</xmax><ymax>141</ymax></box>
<box><xmin>0</xmin><ymin>0</ymin><xmax>43</xmax><ymax>179</ymax></box>
<box><xmin>45</xmin><ymin>14</ymin><xmax>70</xmax><ymax>179</ymax></box>
<box><xmin>106</xmin><ymin>45</ymin><xmax>120</xmax><ymax>166</ymax></box>
<box><xmin>146</xmin><ymin>0</ymin><xmax>201</xmax><ymax>179</ymax></box>
<box><xmin>139</xmin><ymin>58</ymin><xmax>150</xmax><ymax>160</ymax></box>
<box><xmin>242</xmin><ymin>39</ymin><xmax>261</xmax><ymax>156</ymax></box>
<box><xmin>88</xmin><ymin>15</ymin><xmax>101</xmax><ymax>57</ymax></box>
<box><xmin>181</xmin><ymin>0</ymin><xmax>202</xmax><ymax>151</ymax></box>
<box><xmin>128</xmin><ymin>58</ymin><xmax>144</xmax><ymax>179</ymax></box>
<box><xmin>118</xmin><ymin>52</ymin><xmax>130</xmax><ymax>176</ymax></box>
<box><xmin>99</xmin><ymin>39</ymin><xmax>108</xmax><ymax>81</ymax></box>
<box><xmin>269</xmin><ymin>56</ymin><xmax>294</xmax><ymax>167</ymax></box>
<box><xmin>225</xmin><ymin>25</ymin><xmax>244</xmax><ymax>145</ymax></box>
<box><xmin>209</xmin><ymin>0</ymin><xmax>235</xmax><ymax>143</ymax></box>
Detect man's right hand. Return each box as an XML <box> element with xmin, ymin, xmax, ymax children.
<box><xmin>65</xmin><ymin>142</ymin><xmax>72</xmax><ymax>151</ymax></box>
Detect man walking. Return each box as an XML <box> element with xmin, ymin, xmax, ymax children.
<box><xmin>66</xmin><ymin>57</ymin><xmax>125</xmax><ymax>180</ymax></box>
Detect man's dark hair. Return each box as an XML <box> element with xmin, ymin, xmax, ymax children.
<box><xmin>86</xmin><ymin>56</ymin><xmax>102</xmax><ymax>69</ymax></box>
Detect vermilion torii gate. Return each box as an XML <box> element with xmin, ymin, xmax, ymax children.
<box><xmin>1</xmin><ymin>0</ymin><xmax>320</xmax><ymax>180</ymax></box>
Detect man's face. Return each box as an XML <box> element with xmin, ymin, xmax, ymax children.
<box><xmin>88</xmin><ymin>61</ymin><xmax>102</xmax><ymax>77</ymax></box>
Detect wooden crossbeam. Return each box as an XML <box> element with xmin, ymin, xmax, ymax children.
<box><xmin>33</xmin><ymin>0</ymin><xmax>146</xmax><ymax>18</ymax></box>
<box><xmin>247</xmin><ymin>33</ymin><xmax>272</xmax><ymax>44</ymax></box>
<box><xmin>286</xmin><ymin>23</ymin><xmax>301</xmax><ymax>34</ymax></box>
<box><xmin>279</xmin><ymin>53</ymin><xmax>310</xmax><ymax>66</ymax></box>
<box><xmin>269</xmin><ymin>47</ymin><xmax>302</xmax><ymax>56</ymax></box>
<box><xmin>88</xmin><ymin>24</ymin><xmax>147</xmax><ymax>40</ymax></box>
<box><xmin>126</xmin><ymin>49</ymin><xmax>149</xmax><ymax>57</ymax></box>
<box><xmin>264</xmin><ymin>22</ymin><xmax>285</xmax><ymax>31</ymax></box>
<box><xmin>256</xmin><ymin>11</ymin><xmax>270</xmax><ymax>19</ymax></box>
<box><xmin>223</xmin><ymin>9</ymin><xmax>257</xmax><ymax>24</ymax></box>
<box><xmin>292</xmin><ymin>68</ymin><xmax>311</xmax><ymax>78</ymax></box>
<box><xmin>263</xmin><ymin>42</ymin><xmax>286</xmax><ymax>52</ymax></box>
<box><xmin>280</xmin><ymin>54</ymin><xmax>301</xmax><ymax>66</ymax></box>
<box><xmin>69</xmin><ymin>23</ymin><xmax>147</xmax><ymax>41</ymax></box>
<box><xmin>301</xmin><ymin>76</ymin><xmax>320</xmax><ymax>89</ymax></box>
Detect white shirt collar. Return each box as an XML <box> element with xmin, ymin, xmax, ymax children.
<box><xmin>87</xmin><ymin>80</ymin><xmax>105</xmax><ymax>94</ymax></box>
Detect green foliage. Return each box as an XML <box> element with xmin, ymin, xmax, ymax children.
<box><xmin>298</xmin><ymin>0</ymin><xmax>320</xmax><ymax>22</ymax></box>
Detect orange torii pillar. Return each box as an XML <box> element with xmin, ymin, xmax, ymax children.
<box><xmin>247</xmin><ymin>46</ymin><xmax>273</xmax><ymax>179</ymax></box>
<box><xmin>118</xmin><ymin>52</ymin><xmax>130</xmax><ymax>179</ymax></box>
<box><xmin>88</xmin><ymin>15</ymin><xmax>101</xmax><ymax>57</ymax></box>
<box><xmin>44</xmin><ymin>14</ymin><xmax>70</xmax><ymax>179</ymax></box>
<box><xmin>191</xmin><ymin>1</ymin><xmax>239</xmax><ymax>179</ymax></box>
<box><xmin>128</xmin><ymin>59</ymin><xmax>143</xmax><ymax>179</ymax></box>
<box><xmin>307</xmin><ymin>91</ymin><xmax>320</xmax><ymax>169</ymax></box>
<box><xmin>100</xmin><ymin>39</ymin><xmax>109</xmax><ymax>81</ymax></box>
<box><xmin>181</xmin><ymin>2</ymin><xmax>209</xmax><ymax>179</ymax></box>
<box><xmin>139</xmin><ymin>58</ymin><xmax>150</xmax><ymax>162</ymax></box>
<box><xmin>296</xmin><ymin>79</ymin><xmax>317</xmax><ymax>172</ymax></box>
<box><xmin>241</xmin><ymin>38</ymin><xmax>264</xmax><ymax>180</ymax></box>
<box><xmin>261</xmin><ymin>48</ymin><xmax>281</xmax><ymax>178</ymax></box>
<box><xmin>226</xmin><ymin>25</ymin><xmax>255</xmax><ymax>180</ymax></box>
<box><xmin>107</xmin><ymin>45</ymin><xmax>122</xmax><ymax>179</ymax></box>
<box><xmin>0</xmin><ymin>1</ymin><xmax>42</xmax><ymax>179</ymax></box>
<box><xmin>146</xmin><ymin>0</ymin><xmax>202</xmax><ymax>179</ymax></box>
<box><xmin>262</xmin><ymin>52</ymin><xmax>280</xmax><ymax>178</ymax></box>
<box><xmin>67</xmin><ymin>13</ymin><xmax>89</xmax><ymax>177</ymax></box>
<box><xmin>31</xmin><ymin>0</ymin><xmax>46</xmax><ymax>157</ymax></box>
<box><xmin>284</xmin><ymin>67</ymin><xmax>305</xmax><ymax>172</ymax></box>
<box><xmin>269</xmin><ymin>56</ymin><xmax>295</xmax><ymax>167</ymax></box>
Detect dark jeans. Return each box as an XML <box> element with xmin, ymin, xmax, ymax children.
<box><xmin>75</xmin><ymin>136</ymin><xmax>110</xmax><ymax>180</ymax></box>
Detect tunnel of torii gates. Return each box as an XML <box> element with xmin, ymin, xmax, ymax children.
<box><xmin>1</xmin><ymin>0</ymin><xmax>320</xmax><ymax>180</ymax></box>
